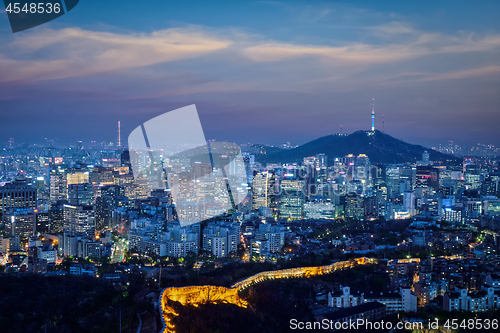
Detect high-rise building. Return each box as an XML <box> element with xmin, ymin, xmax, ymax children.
<box><xmin>63</xmin><ymin>204</ymin><xmax>95</xmax><ymax>239</ymax></box>
<box><xmin>90</xmin><ymin>166</ymin><xmax>114</xmax><ymax>185</ymax></box>
<box><xmin>50</xmin><ymin>166</ymin><xmax>68</xmax><ymax>202</ymax></box>
<box><xmin>202</xmin><ymin>222</ymin><xmax>240</xmax><ymax>258</ymax></box>
<box><xmin>95</xmin><ymin>185</ymin><xmax>123</xmax><ymax>230</ymax></box>
<box><xmin>345</xmin><ymin>193</ymin><xmax>364</xmax><ymax>219</ymax></box>
<box><xmin>464</xmin><ymin>165</ymin><xmax>481</xmax><ymax>190</ymax></box>
<box><xmin>49</xmin><ymin>200</ymin><xmax>66</xmax><ymax>233</ymax></box>
<box><xmin>416</xmin><ymin>166</ymin><xmax>439</xmax><ymax>195</ymax></box>
<box><xmin>5</xmin><ymin>208</ymin><xmax>35</xmax><ymax>237</ymax></box>
<box><xmin>252</xmin><ymin>171</ymin><xmax>276</xmax><ymax>211</ymax></box>
<box><xmin>0</xmin><ymin>180</ymin><xmax>37</xmax><ymax>226</ymax></box>
<box><xmin>67</xmin><ymin>165</ymin><xmax>90</xmax><ymax>185</ymax></box>
<box><xmin>279</xmin><ymin>179</ymin><xmax>305</xmax><ymax>220</ymax></box>
<box><xmin>68</xmin><ymin>183</ymin><xmax>94</xmax><ymax>206</ymax></box>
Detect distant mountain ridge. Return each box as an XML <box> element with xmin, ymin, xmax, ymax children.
<box><xmin>256</xmin><ymin>130</ymin><xmax>461</xmax><ymax>165</ymax></box>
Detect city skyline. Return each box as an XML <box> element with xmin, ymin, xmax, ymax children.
<box><xmin>0</xmin><ymin>1</ymin><xmax>499</xmax><ymax>147</ymax></box>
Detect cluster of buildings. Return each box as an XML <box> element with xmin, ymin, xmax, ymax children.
<box><xmin>327</xmin><ymin>285</ymin><xmax>418</xmax><ymax>313</ymax></box>
<box><xmin>0</xmin><ymin>135</ymin><xmax>499</xmax><ymax>316</ymax></box>
<box><xmin>385</xmin><ymin>256</ymin><xmax>500</xmax><ymax>312</ymax></box>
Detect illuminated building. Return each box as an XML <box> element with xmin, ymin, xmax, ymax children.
<box><xmin>67</xmin><ymin>169</ymin><xmax>90</xmax><ymax>185</ymax></box>
<box><xmin>279</xmin><ymin>179</ymin><xmax>305</xmax><ymax>220</ymax></box>
<box><xmin>464</xmin><ymin>165</ymin><xmax>481</xmax><ymax>190</ymax></box>
<box><xmin>345</xmin><ymin>193</ymin><xmax>364</xmax><ymax>219</ymax></box>
<box><xmin>252</xmin><ymin>171</ymin><xmax>276</xmax><ymax>211</ymax></box>
<box><xmin>444</xmin><ymin>287</ymin><xmax>495</xmax><ymax>312</ymax></box>
<box><xmin>0</xmin><ymin>180</ymin><xmax>37</xmax><ymax>226</ymax></box>
<box><xmin>362</xmin><ymin>288</ymin><xmax>417</xmax><ymax>313</ymax></box>
<box><xmin>0</xmin><ymin>236</ymin><xmax>9</xmax><ymax>255</ymax></box>
<box><xmin>59</xmin><ymin>233</ymin><xmax>78</xmax><ymax>256</ymax></box>
<box><xmin>78</xmin><ymin>239</ymin><xmax>102</xmax><ymax>258</ymax></box>
<box><xmin>90</xmin><ymin>166</ymin><xmax>114</xmax><ymax>185</ymax></box>
<box><xmin>328</xmin><ymin>285</ymin><xmax>362</xmax><ymax>308</ymax></box>
<box><xmin>403</xmin><ymin>191</ymin><xmax>415</xmax><ymax>216</ymax></box>
<box><xmin>35</xmin><ymin>211</ymin><xmax>49</xmax><ymax>233</ymax></box>
<box><xmin>202</xmin><ymin>222</ymin><xmax>239</xmax><ymax>257</ymax></box>
<box><xmin>68</xmin><ymin>183</ymin><xmax>94</xmax><ymax>206</ymax></box>
<box><xmin>95</xmin><ymin>185</ymin><xmax>123</xmax><ymax>230</ymax></box>
<box><xmin>481</xmin><ymin>177</ymin><xmax>497</xmax><ymax>197</ymax></box>
<box><xmin>5</xmin><ymin>208</ymin><xmax>35</xmax><ymax>237</ymax></box>
<box><xmin>63</xmin><ymin>204</ymin><xmax>95</xmax><ymax>239</ymax></box>
<box><xmin>483</xmin><ymin>200</ymin><xmax>500</xmax><ymax>216</ymax></box>
<box><xmin>50</xmin><ymin>165</ymin><xmax>68</xmax><ymax>202</ymax></box>
<box><xmin>304</xmin><ymin>198</ymin><xmax>336</xmax><ymax>219</ymax></box>
<box><xmin>416</xmin><ymin>166</ymin><xmax>439</xmax><ymax>195</ymax></box>
<box><xmin>49</xmin><ymin>200</ymin><xmax>66</xmax><ymax>233</ymax></box>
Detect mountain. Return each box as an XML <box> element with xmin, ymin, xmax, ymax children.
<box><xmin>256</xmin><ymin>130</ymin><xmax>461</xmax><ymax>165</ymax></box>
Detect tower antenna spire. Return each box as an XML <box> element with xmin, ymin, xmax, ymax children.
<box><xmin>371</xmin><ymin>99</ymin><xmax>375</xmax><ymax>132</ymax></box>
<box><xmin>383</xmin><ymin>114</ymin><xmax>385</xmax><ymax>133</ymax></box>
<box><xmin>117</xmin><ymin>121</ymin><xmax>121</xmax><ymax>147</ymax></box>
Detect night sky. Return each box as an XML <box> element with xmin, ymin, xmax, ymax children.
<box><xmin>0</xmin><ymin>0</ymin><xmax>499</xmax><ymax>148</ymax></box>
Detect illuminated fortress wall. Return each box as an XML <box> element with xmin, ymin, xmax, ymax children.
<box><xmin>160</xmin><ymin>257</ymin><xmax>377</xmax><ymax>333</ymax></box>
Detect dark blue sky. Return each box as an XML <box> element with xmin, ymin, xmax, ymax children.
<box><xmin>0</xmin><ymin>0</ymin><xmax>499</xmax><ymax>148</ymax></box>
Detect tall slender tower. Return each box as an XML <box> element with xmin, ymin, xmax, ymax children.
<box><xmin>117</xmin><ymin>121</ymin><xmax>121</xmax><ymax>147</ymax></box>
<box><xmin>371</xmin><ymin>99</ymin><xmax>375</xmax><ymax>132</ymax></box>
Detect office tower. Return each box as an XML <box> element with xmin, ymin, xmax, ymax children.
<box><xmin>95</xmin><ymin>185</ymin><xmax>123</xmax><ymax>230</ymax></box>
<box><xmin>0</xmin><ymin>180</ymin><xmax>37</xmax><ymax>226</ymax></box>
<box><xmin>464</xmin><ymin>165</ymin><xmax>481</xmax><ymax>190</ymax></box>
<box><xmin>364</xmin><ymin>196</ymin><xmax>378</xmax><ymax>218</ymax></box>
<box><xmin>315</xmin><ymin>153</ymin><xmax>328</xmax><ymax>182</ymax></box>
<box><xmin>345</xmin><ymin>193</ymin><xmax>364</xmax><ymax>219</ymax></box>
<box><xmin>303</xmin><ymin>156</ymin><xmax>319</xmax><ymax>197</ymax></box>
<box><xmin>59</xmin><ymin>233</ymin><xmax>78</xmax><ymax>256</ymax></box>
<box><xmin>67</xmin><ymin>164</ymin><xmax>90</xmax><ymax>185</ymax></box>
<box><xmin>5</xmin><ymin>208</ymin><xmax>35</xmax><ymax>237</ymax></box>
<box><xmin>355</xmin><ymin>154</ymin><xmax>371</xmax><ymax>181</ymax></box>
<box><xmin>280</xmin><ymin>179</ymin><xmax>305</xmax><ymax>220</ymax></box>
<box><xmin>403</xmin><ymin>191</ymin><xmax>415</xmax><ymax>216</ymax></box>
<box><xmin>68</xmin><ymin>183</ymin><xmax>94</xmax><ymax>206</ymax></box>
<box><xmin>416</xmin><ymin>166</ymin><xmax>439</xmax><ymax>195</ymax></box>
<box><xmin>36</xmin><ymin>211</ymin><xmax>50</xmax><ymax>233</ymax></box>
<box><xmin>252</xmin><ymin>171</ymin><xmax>276</xmax><ymax>211</ymax></box>
<box><xmin>422</xmin><ymin>151</ymin><xmax>430</xmax><ymax>165</ymax></box>
<box><xmin>90</xmin><ymin>166</ymin><xmax>114</xmax><ymax>185</ymax></box>
<box><xmin>481</xmin><ymin>178</ymin><xmax>497</xmax><ymax>198</ymax></box>
<box><xmin>120</xmin><ymin>149</ymin><xmax>131</xmax><ymax>170</ymax></box>
<box><xmin>63</xmin><ymin>204</ymin><xmax>95</xmax><ymax>239</ymax></box>
<box><xmin>50</xmin><ymin>165</ymin><xmax>68</xmax><ymax>202</ymax></box>
<box><xmin>49</xmin><ymin>200</ymin><xmax>66</xmax><ymax>233</ymax></box>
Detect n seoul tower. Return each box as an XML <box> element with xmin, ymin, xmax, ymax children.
<box><xmin>371</xmin><ymin>99</ymin><xmax>375</xmax><ymax>132</ymax></box>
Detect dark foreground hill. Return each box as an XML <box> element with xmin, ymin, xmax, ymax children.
<box><xmin>257</xmin><ymin>130</ymin><xmax>460</xmax><ymax>165</ymax></box>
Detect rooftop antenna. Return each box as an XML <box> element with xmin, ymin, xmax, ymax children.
<box><xmin>383</xmin><ymin>114</ymin><xmax>385</xmax><ymax>133</ymax></box>
<box><xmin>341</xmin><ymin>124</ymin><xmax>343</xmax><ymax>135</ymax></box>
